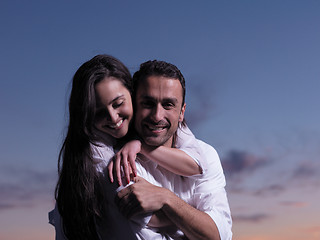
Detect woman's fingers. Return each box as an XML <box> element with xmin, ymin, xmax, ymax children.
<box><xmin>107</xmin><ymin>161</ymin><xmax>114</xmax><ymax>183</ymax></box>
<box><xmin>115</xmin><ymin>153</ymin><xmax>123</xmax><ymax>186</ymax></box>
<box><xmin>128</xmin><ymin>153</ymin><xmax>137</xmax><ymax>177</ymax></box>
<box><xmin>122</xmin><ymin>153</ymin><xmax>131</xmax><ymax>185</ymax></box>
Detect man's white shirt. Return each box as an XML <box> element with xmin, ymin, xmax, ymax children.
<box><xmin>49</xmin><ymin>126</ymin><xmax>232</xmax><ymax>239</ymax></box>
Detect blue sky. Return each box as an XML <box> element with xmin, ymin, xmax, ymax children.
<box><xmin>1</xmin><ymin>1</ymin><xmax>319</xmax><ymax>239</ymax></box>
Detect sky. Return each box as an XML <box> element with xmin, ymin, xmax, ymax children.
<box><xmin>0</xmin><ymin>0</ymin><xmax>319</xmax><ymax>239</ymax></box>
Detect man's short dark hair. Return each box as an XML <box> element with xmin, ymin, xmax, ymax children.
<box><xmin>133</xmin><ymin>60</ymin><xmax>186</xmax><ymax>106</ymax></box>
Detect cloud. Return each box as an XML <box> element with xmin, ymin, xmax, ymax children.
<box><xmin>222</xmin><ymin>150</ymin><xmax>269</xmax><ymax>177</ymax></box>
<box><xmin>279</xmin><ymin>201</ymin><xmax>308</xmax><ymax>208</ymax></box>
<box><xmin>0</xmin><ymin>166</ymin><xmax>57</xmax><ymax>211</ymax></box>
<box><xmin>221</xmin><ymin>150</ymin><xmax>281</xmax><ymax>197</ymax></box>
<box><xmin>292</xmin><ymin>161</ymin><xmax>319</xmax><ymax>179</ymax></box>
<box><xmin>303</xmin><ymin>226</ymin><xmax>320</xmax><ymax>236</ymax></box>
<box><xmin>184</xmin><ymin>75</ymin><xmax>219</xmax><ymax>126</ymax></box>
<box><xmin>252</xmin><ymin>184</ymin><xmax>285</xmax><ymax>197</ymax></box>
<box><xmin>227</xmin><ymin>183</ymin><xmax>286</xmax><ymax>198</ymax></box>
<box><xmin>232</xmin><ymin>213</ymin><xmax>270</xmax><ymax>223</ymax></box>
<box><xmin>0</xmin><ymin>203</ymin><xmax>16</xmax><ymax>210</ymax></box>
<box><xmin>185</xmin><ymin>99</ymin><xmax>217</xmax><ymax>127</ymax></box>
<box><xmin>289</xmin><ymin>160</ymin><xmax>320</xmax><ymax>189</ymax></box>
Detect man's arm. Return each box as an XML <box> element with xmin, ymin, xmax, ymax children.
<box><xmin>116</xmin><ymin>176</ymin><xmax>221</xmax><ymax>240</ymax></box>
<box><xmin>161</xmin><ymin>189</ymin><xmax>221</xmax><ymax>240</ymax></box>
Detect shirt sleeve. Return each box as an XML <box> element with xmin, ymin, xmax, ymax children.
<box><xmin>90</xmin><ymin>142</ymin><xmax>115</xmax><ymax>173</ymax></box>
<box><xmin>92</xmin><ymin>143</ymin><xmax>154</xmax><ymax>230</ymax></box>
<box><xmin>192</xmin><ymin>141</ymin><xmax>233</xmax><ymax>240</ymax></box>
<box><xmin>48</xmin><ymin>205</ymin><xmax>68</xmax><ymax>240</ymax></box>
<box><xmin>175</xmin><ymin>124</ymin><xmax>208</xmax><ymax>174</ymax></box>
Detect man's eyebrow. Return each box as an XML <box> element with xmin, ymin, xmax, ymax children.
<box><xmin>162</xmin><ymin>97</ymin><xmax>178</xmax><ymax>104</ymax></box>
<box><xmin>140</xmin><ymin>95</ymin><xmax>178</xmax><ymax>103</ymax></box>
<box><xmin>140</xmin><ymin>95</ymin><xmax>155</xmax><ymax>101</ymax></box>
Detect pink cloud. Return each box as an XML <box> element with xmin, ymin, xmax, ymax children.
<box><xmin>279</xmin><ymin>201</ymin><xmax>308</xmax><ymax>208</ymax></box>
<box><xmin>303</xmin><ymin>226</ymin><xmax>320</xmax><ymax>235</ymax></box>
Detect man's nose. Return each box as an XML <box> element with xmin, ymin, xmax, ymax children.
<box><xmin>151</xmin><ymin>104</ymin><xmax>165</xmax><ymax>122</ymax></box>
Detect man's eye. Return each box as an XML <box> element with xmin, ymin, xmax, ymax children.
<box><xmin>141</xmin><ymin>101</ymin><xmax>154</xmax><ymax>108</ymax></box>
<box><xmin>163</xmin><ymin>103</ymin><xmax>174</xmax><ymax>109</ymax></box>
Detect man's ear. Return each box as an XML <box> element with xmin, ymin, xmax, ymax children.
<box><xmin>179</xmin><ymin>103</ymin><xmax>186</xmax><ymax>122</ymax></box>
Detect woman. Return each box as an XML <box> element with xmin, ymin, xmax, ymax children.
<box><xmin>51</xmin><ymin>54</ymin><xmax>204</xmax><ymax>239</ymax></box>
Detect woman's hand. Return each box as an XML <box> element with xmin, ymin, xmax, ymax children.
<box><xmin>107</xmin><ymin>140</ymin><xmax>141</xmax><ymax>185</ymax></box>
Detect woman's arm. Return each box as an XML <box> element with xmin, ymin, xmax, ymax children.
<box><xmin>108</xmin><ymin>139</ymin><xmax>202</xmax><ymax>186</ymax></box>
<box><xmin>140</xmin><ymin>144</ymin><xmax>202</xmax><ymax>176</ymax></box>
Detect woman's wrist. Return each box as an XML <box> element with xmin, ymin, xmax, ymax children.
<box><xmin>140</xmin><ymin>143</ymin><xmax>157</xmax><ymax>156</ymax></box>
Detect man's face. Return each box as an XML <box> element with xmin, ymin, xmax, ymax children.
<box><xmin>134</xmin><ymin>75</ymin><xmax>186</xmax><ymax>147</ymax></box>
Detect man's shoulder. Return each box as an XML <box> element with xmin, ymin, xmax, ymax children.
<box><xmin>194</xmin><ymin>139</ymin><xmax>224</xmax><ymax>175</ymax></box>
<box><xmin>195</xmin><ymin>139</ymin><xmax>219</xmax><ymax>159</ymax></box>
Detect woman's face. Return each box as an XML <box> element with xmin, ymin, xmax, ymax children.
<box><xmin>94</xmin><ymin>77</ymin><xmax>133</xmax><ymax>139</ymax></box>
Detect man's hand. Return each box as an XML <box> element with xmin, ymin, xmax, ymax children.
<box><xmin>116</xmin><ymin>176</ymin><xmax>170</xmax><ymax>218</ymax></box>
<box><xmin>116</xmin><ymin>177</ymin><xmax>221</xmax><ymax>240</ymax></box>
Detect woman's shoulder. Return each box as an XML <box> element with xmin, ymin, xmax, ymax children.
<box><xmin>90</xmin><ymin>141</ymin><xmax>115</xmax><ymax>172</ymax></box>
<box><xmin>91</xmin><ymin>141</ymin><xmax>114</xmax><ymax>155</ymax></box>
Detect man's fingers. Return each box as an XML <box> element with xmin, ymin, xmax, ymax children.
<box><xmin>123</xmin><ymin>199</ymin><xmax>142</xmax><ymax>219</ymax></box>
<box><xmin>117</xmin><ymin>190</ymin><xmax>142</xmax><ymax>218</ymax></box>
<box><xmin>134</xmin><ymin>176</ymin><xmax>143</xmax><ymax>183</ymax></box>
<box><xmin>116</xmin><ymin>187</ymin><xmax>132</xmax><ymax>211</ymax></box>
<box><xmin>116</xmin><ymin>177</ymin><xmax>163</xmax><ymax>218</ymax></box>
<box><xmin>116</xmin><ymin>183</ymin><xmax>132</xmax><ymax>199</ymax></box>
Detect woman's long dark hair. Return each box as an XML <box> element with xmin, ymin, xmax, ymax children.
<box><xmin>55</xmin><ymin>54</ymin><xmax>132</xmax><ymax>239</ymax></box>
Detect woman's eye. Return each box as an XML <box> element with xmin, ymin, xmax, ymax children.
<box><xmin>113</xmin><ymin>101</ymin><xmax>123</xmax><ymax>108</ymax></box>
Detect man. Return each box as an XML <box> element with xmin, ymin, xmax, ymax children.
<box><xmin>117</xmin><ymin>60</ymin><xmax>232</xmax><ymax>240</ymax></box>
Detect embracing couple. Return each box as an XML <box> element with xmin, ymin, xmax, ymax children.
<box><xmin>49</xmin><ymin>55</ymin><xmax>232</xmax><ymax>240</ymax></box>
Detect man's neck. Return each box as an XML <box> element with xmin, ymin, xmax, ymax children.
<box><xmin>163</xmin><ymin>137</ymin><xmax>174</xmax><ymax>148</ymax></box>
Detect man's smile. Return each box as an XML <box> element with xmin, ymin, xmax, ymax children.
<box><xmin>144</xmin><ymin>122</ymin><xmax>169</xmax><ymax>133</ymax></box>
